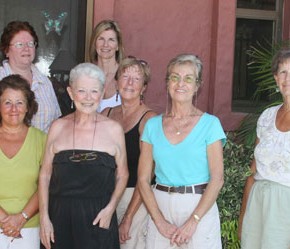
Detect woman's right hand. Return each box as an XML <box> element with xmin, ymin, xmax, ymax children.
<box><xmin>155</xmin><ymin>218</ymin><xmax>178</xmax><ymax>241</ymax></box>
<box><xmin>40</xmin><ymin>216</ymin><xmax>54</xmax><ymax>249</ymax></box>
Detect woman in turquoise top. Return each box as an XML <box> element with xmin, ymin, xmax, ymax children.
<box><xmin>138</xmin><ymin>54</ymin><xmax>226</xmax><ymax>249</ymax></box>
<box><xmin>0</xmin><ymin>74</ymin><xmax>46</xmax><ymax>249</ymax></box>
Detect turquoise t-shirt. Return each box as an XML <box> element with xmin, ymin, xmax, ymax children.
<box><xmin>141</xmin><ymin>113</ymin><xmax>226</xmax><ymax>186</ymax></box>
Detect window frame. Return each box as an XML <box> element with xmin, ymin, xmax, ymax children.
<box><xmin>232</xmin><ymin>0</ymin><xmax>283</xmax><ymax>112</ymax></box>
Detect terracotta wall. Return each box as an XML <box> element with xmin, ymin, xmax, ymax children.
<box><xmin>92</xmin><ymin>0</ymin><xmax>248</xmax><ymax>130</ymax></box>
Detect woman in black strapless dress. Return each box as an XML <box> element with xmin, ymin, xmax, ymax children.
<box><xmin>39</xmin><ymin>63</ymin><xmax>129</xmax><ymax>249</ymax></box>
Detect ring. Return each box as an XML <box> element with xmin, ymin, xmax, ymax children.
<box><xmin>9</xmin><ymin>230</ymin><xmax>13</xmax><ymax>234</ymax></box>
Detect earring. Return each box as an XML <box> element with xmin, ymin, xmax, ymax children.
<box><xmin>140</xmin><ymin>93</ymin><xmax>144</xmax><ymax>105</ymax></box>
<box><xmin>71</xmin><ymin>101</ymin><xmax>74</xmax><ymax>109</ymax></box>
<box><xmin>276</xmin><ymin>87</ymin><xmax>280</xmax><ymax>93</ymax></box>
<box><xmin>116</xmin><ymin>90</ymin><xmax>119</xmax><ymax>102</ymax></box>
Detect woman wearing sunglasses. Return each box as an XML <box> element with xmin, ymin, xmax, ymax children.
<box><xmin>138</xmin><ymin>54</ymin><xmax>226</xmax><ymax>249</ymax></box>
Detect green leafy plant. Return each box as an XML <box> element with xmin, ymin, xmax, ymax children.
<box><xmin>218</xmin><ymin>133</ymin><xmax>253</xmax><ymax>249</ymax></box>
<box><xmin>236</xmin><ymin>40</ymin><xmax>290</xmax><ymax>146</ymax></box>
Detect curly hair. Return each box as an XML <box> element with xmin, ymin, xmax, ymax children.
<box><xmin>0</xmin><ymin>74</ymin><xmax>38</xmax><ymax>126</ymax></box>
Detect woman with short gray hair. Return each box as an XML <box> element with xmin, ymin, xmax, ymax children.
<box><xmin>39</xmin><ymin>63</ymin><xmax>128</xmax><ymax>249</ymax></box>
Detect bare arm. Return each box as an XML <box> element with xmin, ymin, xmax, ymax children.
<box><xmin>119</xmin><ymin>110</ymin><xmax>157</xmax><ymax>243</ymax></box>
<box><xmin>93</xmin><ymin>123</ymin><xmax>129</xmax><ymax>228</ymax></box>
<box><xmin>38</xmin><ymin>125</ymin><xmax>57</xmax><ymax>249</ymax></box>
<box><xmin>238</xmin><ymin>139</ymin><xmax>258</xmax><ymax>239</ymax></box>
<box><xmin>138</xmin><ymin>141</ymin><xmax>178</xmax><ymax>240</ymax></box>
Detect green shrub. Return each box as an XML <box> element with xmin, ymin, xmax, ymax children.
<box><xmin>217</xmin><ymin>133</ymin><xmax>254</xmax><ymax>249</ymax></box>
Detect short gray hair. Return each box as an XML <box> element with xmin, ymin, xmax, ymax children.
<box><xmin>69</xmin><ymin>63</ymin><xmax>105</xmax><ymax>91</ymax></box>
<box><xmin>166</xmin><ymin>54</ymin><xmax>203</xmax><ymax>87</ymax></box>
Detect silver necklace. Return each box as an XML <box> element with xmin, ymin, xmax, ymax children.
<box><xmin>171</xmin><ymin>117</ymin><xmax>191</xmax><ymax>136</ymax></box>
<box><xmin>69</xmin><ymin>113</ymin><xmax>98</xmax><ymax>162</ymax></box>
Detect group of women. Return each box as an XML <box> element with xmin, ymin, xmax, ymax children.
<box><xmin>0</xmin><ymin>18</ymin><xmax>289</xmax><ymax>249</ymax></box>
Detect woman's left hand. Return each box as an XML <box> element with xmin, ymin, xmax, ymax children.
<box><xmin>1</xmin><ymin>213</ymin><xmax>25</xmax><ymax>238</ymax></box>
<box><xmin>93</xmin><ymin>206</ymin><xmax>114</xmax><ymax>229</ymax></box>
<box><xmin>170</xmin><ymin>218</ymin><xmax>197</xmax><ymax>246</ymax></box>
<box><xmin>119</xmin><ymin>215</ymin><xmax>133</xmax><ymax>243</ymax></box>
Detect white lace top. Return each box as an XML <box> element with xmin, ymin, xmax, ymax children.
<box><xmin>254</xmin><ymin>104</ymin><xmax>290</xmax><ymax>186</ymax></box>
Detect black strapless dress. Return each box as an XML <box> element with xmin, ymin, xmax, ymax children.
<box><xmin>43</xmin><ymin>150</ymin><xmax>120</xmax><ymax>249</ymax></box>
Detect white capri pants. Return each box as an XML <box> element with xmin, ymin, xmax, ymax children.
<box><xmin>0</xmin><ymin>227</ymin><xmax>40</xmax><ymax>249</ymax></box>
<box><xmin>117</xmin><ymin>187</ymin><xmax>149</xmax><ymax>249</ymax></box>
<box><xmin>146</xmin><ymin>188</ymin><xmax>222</xmax><ymax>249</ymax></box>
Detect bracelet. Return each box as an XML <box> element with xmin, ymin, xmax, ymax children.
<box><xmin>193</xmin><ymin>214</ymin><xmax>201</xmax><ymax>223</ymax></box>
<box><xmin>21</xmin><ymin>212</ymin><xmax>29</xmax><ymax>220</ymax></box>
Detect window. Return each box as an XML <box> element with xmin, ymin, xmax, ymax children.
<box><xmin>0</xmin><ymin>0</ymin><xmax>93</xmax><ymax>75</ymax></box>
<box><xmin>232</xmin><ymin>0</ymin><xmax>283</xmax><ymax>112</ymax></box>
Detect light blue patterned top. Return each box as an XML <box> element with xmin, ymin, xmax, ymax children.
<box><xmin>0</xmin><ymin>60</ymin><xmax>61</xmax><ymax>133</ymax></box>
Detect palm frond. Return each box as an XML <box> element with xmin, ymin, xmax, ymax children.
<box><xmin>236</xmin><ymin>40</ymin><xmax>290</xmax><ymax>146</ymax></box>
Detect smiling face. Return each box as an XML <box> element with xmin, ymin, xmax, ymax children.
<box><xmin>6</xmin><ymin>31</ymin><xmax>36</xmax><ymax>67</ymax></box>
<box><xmin>95</xmin><ymin>29</ymin><xmax>118</xmax><ymax>61</ymax></box>
<box><xmin>167</xmin><ymin>63</ymin><xmax>199</xmax><ymax>103</ymax></box>
<box><xmin>0</xmin><ymin>88</ymin><xmax>28</xmax><ymax>127</ymax></box>
<box><xmin>118</xmin><ymin>65</ymin><xmax>146</xmax><ymax>101</ymax></box>
<box><xmin>274</xmin><ymin>58</ymin><xmax>290</xmax><ymax>98</ymax></box>
<box><xmin>68</xmin><ymin>75</ymin><xmax>104</xmax><ymax>114</ymax></box>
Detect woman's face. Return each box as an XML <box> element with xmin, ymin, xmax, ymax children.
<box><xmin>0</xmin><ymin>88</ymin><xmax>28</xmax><ymax>127</ymax></box>
<box><xmin>118</xmin><ymin>65</ymin><xmax>146</xmax><ymax>101</ymax></box>
<box><xmin>68</xmin><ymin>75</ymin><xmax>103</xmax><ymax>114</ymax></box>
<box><xmin>275</xmin><ymin>58</ymin><xmax>290</xmax><ymax>98</ymax></box>
<box><xmin>6</xmin><ymin>31</ymin><xmax>36</xmax><ymax>67</ymax></box>
<box><xmin>95</xmin><ymin>29</ymin><xmax>118</xmax><ymax>61</ymax></box>
<box><xmin>167</xmin><ymin>63</ymin><xmax>199</xmax><ymax>103</ymax></box>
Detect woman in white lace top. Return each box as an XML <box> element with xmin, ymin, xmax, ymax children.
<box><xmin>239</xmin><ymin>49</ymin><xmax>290</xmax><ymax>249</ymax></box>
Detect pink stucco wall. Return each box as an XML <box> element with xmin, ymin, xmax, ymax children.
<box><xmin>92</xmin><ymin>0</ymin><xmax>248</xmax><ymax>130</ymax></box>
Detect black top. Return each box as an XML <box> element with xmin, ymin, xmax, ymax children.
<box><xmin>108</xmin><ymin>109</ymin><xmax>152</xmax><ymax>187</ymax></box>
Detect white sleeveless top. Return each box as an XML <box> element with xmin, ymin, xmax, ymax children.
<box><xmin>97</xmin><ymin>93</ymin><xmax>121</xmax><ymax>112</ymax></box>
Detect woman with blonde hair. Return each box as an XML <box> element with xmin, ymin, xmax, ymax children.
<box><xmin>89</xmin><ymin>20</ymin><xmax>125</xmax><ymax>112</ymax></box>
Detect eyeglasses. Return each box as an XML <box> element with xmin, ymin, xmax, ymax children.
<box><xmin>69</xmin><ymin>151</ymin><xmax>98</xmax><ymax>162</ymax></box>
<box><xmin>10</xmin><ymin>41</ymin><xmax>37</xmax><ymax>49</ymax></box>
<box><xmin>168</xmin><ymin>74</ymin><xmax>198</xmax><ymax>84</ymax></box>
<box><xmin>127</xmin><ymin>55</ymin><xmax>148</xmax><ymax>66</ymax></box>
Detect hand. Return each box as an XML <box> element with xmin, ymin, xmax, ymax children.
<box><xmin>119</xmin><ymin>215</ymin><xmax>132</xmax><ymax>244</ymax></box>
<box><xmin>40</xmin><ymin>216</ymin><xmax>55</xmax><ymax>249</ymax></box>
<box><xmin>155</xmin><ymin>218</ymin><xmax>178</xmax><ymax>241</ymax></box>
<box><xmin>93</xmin><ymin>206</ymin><xmax>114</xmax><ymax>229</ymax></box>
<box><xmin>1</xmin><ymin>214</ymin><xmax>25</xmax><ymax>238</ymax></box>
<box><xmin>170</xmin><ymin>218</ymin><xmax>197</xmax><ymax>247</ymax></box>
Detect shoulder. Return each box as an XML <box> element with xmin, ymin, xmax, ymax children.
<box><xmin>48</xmin><ymin>114</ymin><xmax>72</xmax><ymax>135</ymax></box>
<box><xmin>98</xmin><ymin>113</ymin><xmax>123</xmax><ymax>133</ymax></box>
<box><xmin>31</xmin><ymin>64</ymin><xmax>53</xmax><ymax>83</ymax></box>
<box><xmin>201</xmin><ymin>113</ymin><xmax>223</xmax><ymax>126</ymax></box>
<box><xmin>0</xmin><ymin>60</ymin><xmax>9</xmax><ymax>78</ymax></box>
<box><xmin>143</xmin><ymin>114</ymin><xmax>162</xmax><ymax>132</ymax></box>
<box><xmin>29</xmin><ymin>126</ymin><xmax>47</xmax><ymax>139</ymax></box>
<box><xmin>258</xmin><ymin>104</ymin><xmax>281</xmax><ymax>126</ymax></box>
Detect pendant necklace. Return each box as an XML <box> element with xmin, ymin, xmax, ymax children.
<box><xmin>69</xmin><ymin>113</ymin><xmax>98</xmax><ymax>162</ymax></box>
<box><xmin>169</xmin><ymin>110</ymin><xmax>199</xmax><ymax>136</ymax></box>
<box><xmin>171</xmin><ymin>118</ymin><xmax>190</xmax><ymax>136</ymax></box>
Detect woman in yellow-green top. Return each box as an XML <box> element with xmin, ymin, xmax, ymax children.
<box><xmin>0</xmin><ymin>74</ymin><xmax>46</xmax><ymax>249</ymax></box>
